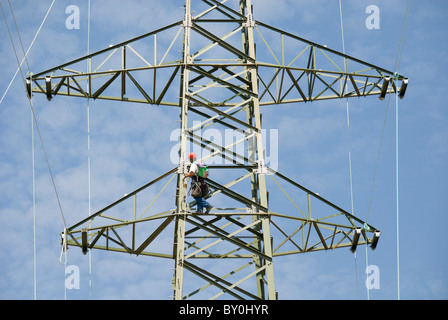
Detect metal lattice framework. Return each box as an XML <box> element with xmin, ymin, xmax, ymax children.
<box><xmin>29</xmin><ymin>0</ymin><xmax>406</xmax><ymax>300</ymax></box>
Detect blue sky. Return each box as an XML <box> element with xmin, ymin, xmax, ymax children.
<box><xmin>0</xmin><ymin>0</ymin><xmax>447</xmax><ymax>300</ymax></box>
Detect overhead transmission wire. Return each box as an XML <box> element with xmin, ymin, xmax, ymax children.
<box><xmin>393</xmin><ymin>0</ymin><xmax>411</xmax><ymax>300</ymax></box>
<box><xmin>338</xmin><ymin>0</ymin><xmax>368</xmax><ymax>299</ymax></box>
<box><xmin>4</xmin><ymin>0</ymin><xmax>35</xmax><ymax>301</ymax></box>
<box><xmin>338</xmin><ymin>0</ymin><xmax>359</xmax><ymax>300</ymax></box>
<box><xmin>0</xmin><ymin>0</ymin><xmax>68</xmax><ymax>299</ymax></box>
<box><xmin>31</xmin><ymin>88</ymin><xmax>37</xmax><ymax>300</ymax></box>
<box><xmin>361</xmin><ymin>0</ymin><xmax>412</xmax><ymax>301</ymax></box>
<box><xmin>86</xmin><ymin>0</ymin><xmax>93</xmax><ymax>299</ymax></box>
<box><xmin>0</xmin><ymin>0</ymin><xmax>56</xmax><ymax>106</ymax></box>
<box><xmin>339</xmin><ymin>1</ymin><xmax>411</xmax><ymax>300</ymax></box>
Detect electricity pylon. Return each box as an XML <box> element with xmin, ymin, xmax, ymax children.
<box><xmin>29</xmin><ymin>0</ymin><xmax>407</xmax><ymax>300</ymax></box>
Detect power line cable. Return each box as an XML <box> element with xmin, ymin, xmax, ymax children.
<box><xmin>1</xmin><ymin>6</ymin><xmax>69</xmax><ymax>300</ymax></box>
<box><xmin>394</xmin><ymin>0</ymin><xmax>411</xmax><ymax>300</ymax></box>
<box><xmin>338</xmin><ymin>0</ymin><xmax>359</xmax><ymax>300</ymax></box>
<box><xmin>1</xmin><ymin>0</ymin><xmax>67</xmax><ymax>227</ymax></box>
<box><xmin>86</xmin><ymin>0</ymin><xmax>93</xmax><ymax>299</ymax></box>
<box><xmin>362</xmin><ymin>0</ymin><xmax>411</xmax><ymax>301</ymax></box>
<box><xmin>6</xmin><ymin>0</ymin><xmax>55</xmax><ymax>301</ymax></box>
<box><xmin>0</xmin><ymin>0</ymin><xmax>56</xmax><ymax>106</ymax></box>
<box><xmin>1</xmin><ymin>0</ymin><xmax>66</xmax><ymax>225</ymax></box>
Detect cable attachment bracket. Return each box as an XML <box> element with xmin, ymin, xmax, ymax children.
<box><xmin>243</xmin><ymin>13</ymin><xmax>255</xmax><ymax>28</ymax></box>
<box><xmin>177</xmin><ymin>160</ymin><xmax>189</xmax><ymax>175</ymax></box>
<box><xmin>253</xmin><ymin>159</ymin><xmax>267</xmax><ymax>174</ymax></box>
<box><xmin>183</xmin><ymin>13</ymin><xmax>192</xmax><ymax>28</ymax></box>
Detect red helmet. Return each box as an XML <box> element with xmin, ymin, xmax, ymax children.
<box><xmin>188</xmin><ymin>152</ymin><xmax>197</xmax><ymax>160</ymax></box>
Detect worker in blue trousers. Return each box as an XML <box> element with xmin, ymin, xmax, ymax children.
<box><xmin>183</xmin><ymin>152</ymin><xmax>213</xmax><ymax>214</ymax></box>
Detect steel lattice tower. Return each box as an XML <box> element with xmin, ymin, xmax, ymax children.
<box><xmin>29</xmin><ymin>0</ymin><xmax>407</xmax><ymax>300</ymax></box>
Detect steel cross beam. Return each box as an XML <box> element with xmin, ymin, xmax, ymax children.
<box><xmin>34</xmin><ymin>0</ymin><xmax>402</xmax><ymax>300</ymax></box>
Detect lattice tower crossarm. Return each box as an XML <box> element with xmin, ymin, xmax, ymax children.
<box><xmin>30</xmin><ymin>0</ymin><xmax>407</xmax><ymax>300</ymax></box>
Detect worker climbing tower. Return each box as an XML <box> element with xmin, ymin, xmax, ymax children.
<box><xmin>28</xmin><ymin>0</ymin><xmax>407</xmax><ymax>300</ymax></box>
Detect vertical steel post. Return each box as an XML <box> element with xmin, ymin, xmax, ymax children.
<box><xmin>172</xmin><ymin>0</ymin><xmax>192</xmax><ymax>300</ymax></box>
<box><xmin>241</xmin><ymin>0</ymin><xmax>276</xmax><ymax>299</ymax></box>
